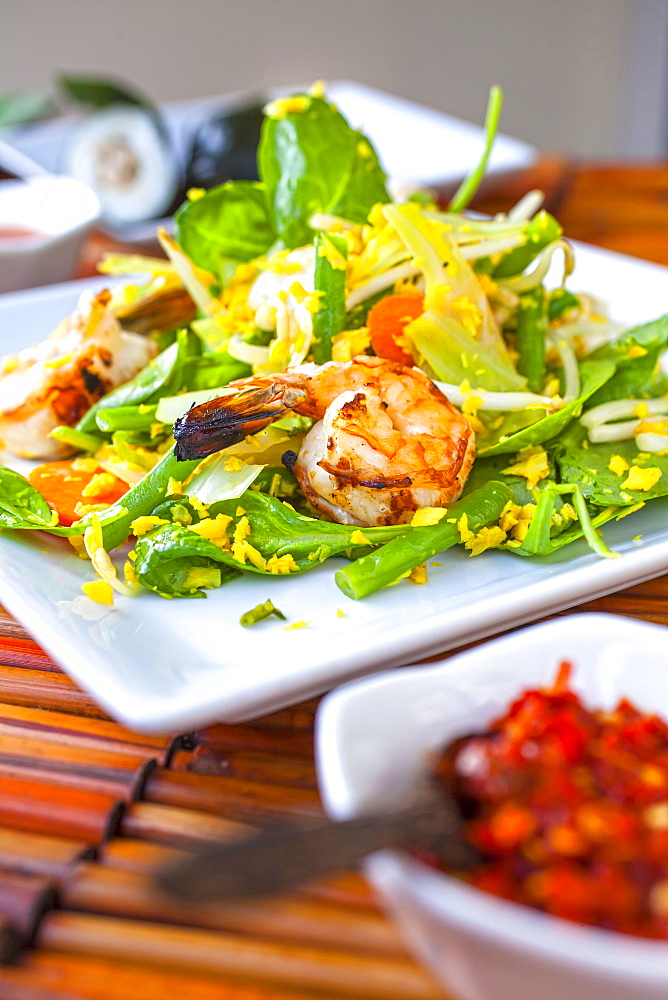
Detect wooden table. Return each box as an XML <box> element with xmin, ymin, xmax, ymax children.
<box><xmin>0</xmin><ymin>160</ymin><xmax>667</xmax><ymax>999</ymax></box>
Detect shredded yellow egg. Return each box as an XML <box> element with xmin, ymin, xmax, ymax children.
<box><xmin>188</xmin><ymin>496</ymin><xmax>210</xmax><ymax>518</ymax></box>
<box><xmin>188</xmin><ymin>514</ymin><xmax>232</xmax><ymax>548</ymax></box>
<box><xmin>166</xmin><ymin>478</ymin><xmax>184</xmax><ymax>496</ymax></box>
<box><xmin>457</xmin><ymin>512</ymin><xmax>474</xmax><ymax>543</ymax></box>
<box><xmin>616</xmin><ymin>502</ymin><xmax>645</xmax><ymax>520</ymax></box>
<box><xmin>627</xmin><ymin>344</ymin><xmax>648</xmax><ymax>359</ymax></box>
<box><xmin>503</xmin><ymin>446</ymin><xmax>550</xmax><ymax>490</ymax></box>
<box><xmin>634</xmin><ymin>402</ymin><xmax>650</xmax><ymax>418</ymax></box>
<box><xmin>498</xmin><ymin>501</ymin><xmax>536</xmax><ymax>542</ymax></box>
<box><xmin>81</xmin><ymin>473</ymin><xmax>120</xmax><ymax>499</ymax></box>
<box><xmin>224</xmin><ymin>457</ymin><xmax>245</xmax><ymax>473</ymax></box>
<box><xmin>130</xmin><ymin>516</ymin><xmax>169</xmax><ymax>536</ymax></box>
<box><xmin>409</xmin><ymin>563</ymin><xmax>428</xmax><ymax>584</ymax></box>
<box><xmin>411</xmin><ymin>507</ymin><xmax>447</xmax><ymax>527</ymax></box>
<box><xmin>283</xmin><ymin>620</ymin><xmax>311</xmax><ymax>630</ymax></box>
<box><xmin>72</xmin><ymin>458</ymin><xmax>100</xmax><ymax>473</ymax></box>
<box><xmin>265</xmin><ymin>95</ymin><xmax>309</xmax><ymax>118</ymax></box>
<box><xmin>465</xmin><ymin>525</ymin><xmax>508</xmax><ymax>557</ymax></box>
<box><xmin>621</xmin><ymin>466</ymin><xmax>662</xmax><ymax>492</ymax></box>
<box><xmin>317</xmin><ymin>234</ymin><xmax>348</xmax><ymax>270</ymax></box>
<box><xmin>81</xmin><ymin>580</ymin><xmax>114</xmax><ymax>605</ymax></box>
<box><xmin>332</xmin><ymin>327</ymin><xmax>371</xmax><ymax>362</ymax></box>
<box><xmin>349</xmin><ymin>529</ymin><xmax>371</xmax><ymax>545</ymax></box>
<box><xmin>608</xmin><ymin>455</ymin><xmax>630</xmax><ymax>476</ymax></box>
<box><xmin>266</xmin><ymin>553</ymin><xmax>299</xmax><ymax>574</ymax></box>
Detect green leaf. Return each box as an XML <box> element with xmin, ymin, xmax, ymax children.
<box><xmin>133</xmin><ymin>525</ymin><xmax>241</xmax><ymax>597</ymax></box>
<box><xmin>208</xmin><ymin>491</ymin><xmax>408</xmax><ymax>571</ymax></box>
<box><xmin>175</xmin><ymin>182</ymin><xmax>275</xmax><ymax>276</ymax></box>
<box><xmin>584</xmin><ymin>314</ymin><xmax>668</xmax><ymax>407</ymax></box>
<box><xmin>491</xmin><ymin>211</ymin><xmax>562</xmax><ymax>279</ymax></box>
<box><xmin>0</xmin><ymin>91</ymin><xmax>53</xmax><ymax>129</ymax></box>
<box><xmin>479</xmin><ymin>359</ymin><xmax>615</xmax><ymax>456</ymax></box>
<box><xmin>311</xmin><ymin>232</ymin><xmax>348</xmax><ymax>364</ymax></box>
<box><xmin>58</xmin><ymin>75</ymin><xmax>151</xmax><ymax>110</ymax></box>
<box><xmin>77</xmin><ymin>336</ymin><xmax>187</xmax><ymax>434</ymax></box>
<box><xmin>258</xmin><ymin>94</ymin><xmax>388</xmax><ymax>249</ymax></box>
<box><xmin>335</xmin><ymin>481</ymin><xmax>514</xmax><ymax>600</ymax></box>
<box><xmin>0</xmin><ymin>468</ymin><xmax>81</xmax><ymax>536</ymax></box>
<box><xmin>556</xmin><ymin>422</ymin><xmax>668</xmax><ymax>505</ymax></box>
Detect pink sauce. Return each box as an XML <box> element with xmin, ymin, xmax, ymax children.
<box><xmin>0</xmin><ymin>225</ymin><xmax>44</xmax><ymax>241</ymax></box>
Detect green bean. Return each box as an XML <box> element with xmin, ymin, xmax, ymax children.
<box><xmin>80</xmin><ymin>449</ymin><xmax>200</xmax><ymax>551</ymax></box>
<box><xmin>311</xmin><ymin>232</ymin><xmax>348</xmax><ymax>364</ymax></box>
<box><xmin>49</xmin><ymin>425</ymin><xmax>105</xmax><ymax>454</ymax></box>
<box><xmin>95</xmin><ymin>405</ymin><xmax>159</xmax><ymax>433</ymax></box>
<box><xmin>335</xmin><ymin>481</ymin><xmax>513</xmax><ymax>600</ymax></box>
<box><xmin>516</xmin><ymin>286</ymin><xmax>547</xmax><ymax>393</ymax></box>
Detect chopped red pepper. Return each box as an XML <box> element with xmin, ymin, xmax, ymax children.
<box><xmin>433</xmin><ymin>664</ymin><xmax>668</xmax><ymax>938</ymax></box>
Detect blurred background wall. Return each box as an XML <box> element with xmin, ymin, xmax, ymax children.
<box><xmin>2</xmin><ymin>0</ymin><xmax>667</xmax><ymax>158</ymax></box>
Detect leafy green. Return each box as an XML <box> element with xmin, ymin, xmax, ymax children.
<box><xmin>133</xmin><ymin>525</ymin><xmax>241</xmax><ymax>597</ymax></box>
<box><xmin>0</xmin><ymin>469</ymin><xmax>62</xmax><ymax>533</ymax></box>
<box><xmin>175</xmin><ymin>182</ymin><xmax>275</xmax><ymax>277</ymax></box>
<box><xmin>311</xmin><ymin>232</ymin><xmax>348</xmax><ymax>363</ymax></box>
<box><xmin>491</xmin><ymin>211</ymin><xmax>562</xmax><ymax>279</ymax></box>
<box><xmin>335</xmin><ymin>481</ymin><xmax>514</xmax><ymax>599</ymax></box>
<box><xmin>479</xmin><ymin>359</ymin><xmax>615</xmax><ymax>456</ymax></box>
<box><xmin>132</xmin><ymin>490</ymin><xmax>410</xmax><ymax>597</ymax></box>
<box><xmin>504</xmin><ymin>481</ymin><xmax>616</xmax><ymax>558</ymax></box>
<box><xmin>548</xmin><ymin>288</ymin><xmax>579</xmax><ymax>322</ymax></box>
<box><xmin>556</xmin><ymin>422</ymin><xmax>668</xmax><ymax>505</ymax></box>
<box><xmin>584</xmin><ymin>314</ymin><xmax>668</xmax><ymax>407</ymax></box>
<box><xmin>258</xmin><ymin>94</ymin><xmax>388</xmax><ymax>249</ymax></box>
<box><xmin>77</xmin><ymin>336</ymin><xmax>187</xmax><ymax>434</ymax></box>
<box><xmin>59</xmin><ymin>75</ymin><xmax>151</xmax><ymax>110</ymax></box>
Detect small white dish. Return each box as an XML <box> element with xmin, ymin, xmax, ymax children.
<box><xmin>316</xmin><ymin>614</ymin><xmax>668</xmax><ymax>1000</ymax></box>
<box><xmin>0</xmin><ymin>175</ymin><xmax>99</xmax><ymax>293</ymax></box>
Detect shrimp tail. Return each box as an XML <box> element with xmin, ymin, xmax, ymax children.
<box><xmin>173</xmin><ymin>382</ymin><xmax>308</xmax><ymax>461</ymax></box>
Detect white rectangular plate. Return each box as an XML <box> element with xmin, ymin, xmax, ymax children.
<box><xmin>1</xmin><ymin>243</ymin><xmax>668</xmax><ymax>733</ymax></box>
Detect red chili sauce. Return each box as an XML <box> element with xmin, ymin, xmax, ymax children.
<box><xmin>433</xmin><ymin>663</ymin><xmax>668</xmax><ymax>938</ymax></box>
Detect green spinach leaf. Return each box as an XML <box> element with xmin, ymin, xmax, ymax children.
<box><xmin>479</xmin><ymin>359</ymin><xmax>615</xmax><ymax>456</ymax></box>
<box><xmin>174</xmin><ymin>181</ymin><xmax>275</xmax><ymax>276</ymax></box>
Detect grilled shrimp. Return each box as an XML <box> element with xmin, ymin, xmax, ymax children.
<box><xmin>0</xmin><ymin>289</ymin><xmax>157</xmax><ymax>459</ymax></box>
<box><xmin>174</xmin><ymin>356</ymin><xmax>475</xmax><ymax>526</ymax></box>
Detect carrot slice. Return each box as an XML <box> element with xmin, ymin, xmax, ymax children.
<box><xmin>29</xmin><ymin>461</ymin><xmax>128</xmax><ymax>527</ymax></box>
<box><xmin>367</xmin><ymin>293</ymin><xmax>424</xmax><ymax>365</ymax></box>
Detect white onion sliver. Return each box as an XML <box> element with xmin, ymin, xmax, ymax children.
<box><xmin>548</xmin><ymin>335</ymin><xmax>580</xmax><ymax>402</ymax></box>
<box><xmin>582</xmin><ymin>398</ymin><xmax>668</xmax><ymax>429</ymax></box>
<box><xmin>433</xmin><ymin>380</ymin><xmax>559</xmax><ymax>412</ymax></box>
<box><xmin>635</xmin><ymin>432</ymin><xmax>668</xmax><ymax>453</ymax></box>
<box><xmin>345</xmin><ymin>262</ymin><xmax>419</xmax><ymax>310</ymax></box>
<box><xmin>507</xmin><ymin>189</ymin><xmax>545</xmax><ymax>221</ymax></box>
<box><xmin>589</xmin><ymin>420</ymin><xmax>639</xmax><ymax>443</ymax></box>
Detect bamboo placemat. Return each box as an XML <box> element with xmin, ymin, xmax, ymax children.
<box><xmin>0</xmin><ymin>573</ymin><xmax>666</xmax><ymax>999</ymax></box>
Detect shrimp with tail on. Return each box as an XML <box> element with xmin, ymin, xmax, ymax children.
<box><xmin>174</xmin><ymin>356</ymin><xmax>475</xmax><ymax>527</ymax></box>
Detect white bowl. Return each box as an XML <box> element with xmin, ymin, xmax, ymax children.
<box><xmin>0</xmin><ymin>175</ymin><xmax>100</xmax><ymax>293</ymax></box>
<box><xmin>316</xmin><ymin>613</ymin><xmax>668</xmax><ymax>1000</ymax></box>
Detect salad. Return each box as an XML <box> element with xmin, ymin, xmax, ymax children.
<box><xmin>1</xmin><ymin>84</ymin><xmax>667</xmax><ymax>614</ymax></box>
